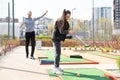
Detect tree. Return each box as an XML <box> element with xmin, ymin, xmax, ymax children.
<box><xmin>48</xmin><ymin>23</ymin><xmax>54</xmax><ymax>36</ymax></box>
<box><xmin>98</xmin><ymin>18</ymin><xmax>112</xmax><ymax>45</ymax></box>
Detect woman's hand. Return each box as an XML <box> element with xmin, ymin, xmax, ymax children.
<box><xmin>68</xmin><ymin>30</ymin><xmax>74</xmax><ymax>35</ymax></box>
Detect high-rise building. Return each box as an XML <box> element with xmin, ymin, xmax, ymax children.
<box><xmin>113</xmin><ymin>0</ymin><xmax>120</xmax><ymax>29</ymax></box>
<box><xmin>94</xmin><ymin>7</ymin><xmax>112</xmax><ymax>30</ymax></box>
<box><xmin>94</xmin><ymin>7</ymin><xmax>112</xmax><ymax>20</ymax></box>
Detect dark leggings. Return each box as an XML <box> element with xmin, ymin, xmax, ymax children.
<box><xmin>25</xmin><ymin>31</ymin><xmax>35</xmax><ymax>57</ymax></box>
<box><xmin>52</xmin><ymin>40</ymin><xmax>61</xmax><ymax>68</ymax></box>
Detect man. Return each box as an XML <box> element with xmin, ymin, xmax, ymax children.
<box><xmin>20</xmin><ymin>10</ymin><xmax>48</xmax><ymax>59</ymax></box>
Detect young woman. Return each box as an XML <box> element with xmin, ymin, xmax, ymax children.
<box><xmin>52</xmin><ymin>9</ymin><xmax>74</xmax><ymax>74</ymax></box>
<box><xmin>20</xmin><ymin>10</ymin><xmax>48</xmax><ymax>59</ymax></box>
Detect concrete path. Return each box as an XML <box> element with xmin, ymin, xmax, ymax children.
<box><xmin>0</xmin><ymin>46</ymin><xmax>50</xmax><ymax>80</ymax></box>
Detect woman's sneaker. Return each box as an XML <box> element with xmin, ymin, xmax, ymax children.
<box><xmin>57</xmin><ymin>67</ymin><xmax>64</xmax><ymax>72</ymax></box>
<box><xmin>53</xmin><ymin>67</ymin><xmax>63</xmax><ymax>75</ymax></box>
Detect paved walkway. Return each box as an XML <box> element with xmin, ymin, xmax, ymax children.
<box><xmin>0</xmin><ymin>46</ymin><xmax>50</xmax><ymax>80</ymax></box>
<box><xmin>0</xmin><ymin>46</ymin><xmax>119</xmax><ymax>80</ymax></box>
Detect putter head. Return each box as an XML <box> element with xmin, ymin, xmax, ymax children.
<box><xmin>84</xmin><ymin>44</ymin><xmax>91</xmax><ymax>47</ymax></box>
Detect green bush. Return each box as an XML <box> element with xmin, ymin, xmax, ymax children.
<box><xmin>36</xmin><ymin>36</ymin><xmax>51</xmax><ymax>40</ymax></box>
<box><xmin>0</xmin><ymin>34</ymin><xmax>9</xmax><ymax>38</ymax></box>
<box><xmin>105</xmin><ymin>47</ymin><xmax>110</xmax><ymax>52</ymax></box>
<box><xmin>36</xmin><ymin>39</ymin><xmax>80</xmax><ymax>47</ymax></box>
<box><xmin>117</xmin><ymin>57</ymin><xmax>120</xmax><ymax>70</ymax></box>
<box><xmin>20</xmin><ymin>38</ymin><xmax>80</xmax><ymax>47</ymax></box>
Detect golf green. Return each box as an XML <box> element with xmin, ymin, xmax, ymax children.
<box><xmin>48</xmin><ymin>68</ymin><xmax>110</xmax><ymax>80</ymax></box>
<box><xmin>40</xmin><ymin>50</ymin><xmax>89</xmax><ymax>63</ymax></box>
<box><xmin>88</xmin><ymin>51</ymin><xmax>119</xmax><ymax>59</ymax></box>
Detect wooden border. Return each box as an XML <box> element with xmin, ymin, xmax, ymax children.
<box><xmin>40</xmin><ymin>58</ymin><xmax>99</xmax><ymax>65</ymax></box>
<box><xmin>98</xmin><ymin>68</ymin><xmax>119</xmax><ymax>80</ymax></box>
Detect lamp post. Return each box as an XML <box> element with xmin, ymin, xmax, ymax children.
<box><xmin>8</xmin><ymin>2</ymin><xmax>10</xmax><ymax>39</ymax></box>
<box><xmin>12</xmin><ymin>0</ymin><xmax>15</xmax><ymax>39</ymax></box>
<box><xmin>92</xmin><ymin>0</ymin><xmax>95</xmax><ymax>47</ymax></box>
<box><xmin>72</xmin><ymin>8</ymin><xmax>76</xmax><ymax>30</ymax></box>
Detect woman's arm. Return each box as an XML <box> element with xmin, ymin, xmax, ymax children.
<box><xmin>56</xmin><ymin>21</ymin><xmax>74</xmax><ymax>35</ymax></box>
<box><xmin>34</xmin><ymin>10</ymin><xmax>48</xmax><ymax>21</ymax></box>
<box><xmin>57</xmin><ymin>21</ymin><xmax>74</xmax><ymax>35</ymax></box>
<box><xmin>58</xmin><ymin>27</ymin><xmax>69</xmax><ymax>34</ymax></box>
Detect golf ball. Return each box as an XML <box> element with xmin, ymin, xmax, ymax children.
<box><xmin>77</xmin><ymin>73</ymin><xmax>80</xmax><ymax>77</ymax></box>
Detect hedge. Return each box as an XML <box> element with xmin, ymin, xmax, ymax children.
<box><xmin>36</xmin><ymin>36</ymin><xmax>51</xmax><ymax>39</ymax></box>
<box><xmin>20</xmin><ymin>39</ymin><xmax>80</xmax><ymax>47</ymax></box>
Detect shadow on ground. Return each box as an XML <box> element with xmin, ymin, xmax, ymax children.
<box><xmin>0</xmin><ymin>66</ymin><xmax>49</xmax><ymax>75</ymax></box>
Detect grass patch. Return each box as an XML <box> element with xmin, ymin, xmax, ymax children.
<box><xmin>40</xmin><ymin>50</ymin><xmax>89</xmax><ymax>63</ymax></box>
<box><xmin>88</xmin><ymin>51</ymin><xmax>119</xmax><ymax>59</ymax></box>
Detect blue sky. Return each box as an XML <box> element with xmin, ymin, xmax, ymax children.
<box><xmin>0</xmin><ymin>0</ymin><xmax>113</xmax><ymax>21</ymax></box>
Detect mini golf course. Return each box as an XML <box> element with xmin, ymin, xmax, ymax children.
<box><xmin>38</xmin><ymin>50</ymin><xmax>98</xmax><ymax>65</ymax></box>
<box><xmin>48</xmin><ymin>68</ymin><xmax>117</xmax><ymax>80</ymax></box>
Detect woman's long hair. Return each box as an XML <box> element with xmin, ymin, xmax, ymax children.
<box><xmin>58</xmin><ymin>9</ymin><xmax>71</xmax><ymax>29</ymax></box>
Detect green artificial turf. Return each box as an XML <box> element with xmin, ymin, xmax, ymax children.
<box><xmin>88</xmin><ymin>51</ymin><xmax>119</xmax><ymax>59</ymax></box>
<box><xmin>40</xmin><ymin>50</ymin><xmax>89</xmax><ymax>63</ymax></box>
<box><xmin>48</xmin><ymin>68</ymin><xmax>110</xmax><ymax>80</ymax></box>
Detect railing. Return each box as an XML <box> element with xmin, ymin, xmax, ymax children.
<box><xmin>0</xmin><ymin>37</ymin><xmax>20</xmax><ymax>56</ymax></box>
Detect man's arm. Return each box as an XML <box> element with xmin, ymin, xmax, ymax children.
<box><xmin>20</xmin><ymin>22</ymin><xmax>25</xmax><ymax>28</ymax></box>
<box><xmin>34</xmin><ymin>10</ymin><xmax>48</xmax><ymax>21</ymax></box>
<box><xmin>20</xmin><ymin>22</ymin><xmax>25</xmax><ymax>32</ymax></box>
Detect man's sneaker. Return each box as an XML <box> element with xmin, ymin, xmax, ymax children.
<box><xmin>53</xmin><ymin>67</ymin><xmax>63</xmax><ymax>75</ymax></box>
<box><xmin>30</xmin><ymin>56</ymin><xmax>35</xmax><ymax>60</ymax></box>
<box><xmin>26</xmin><ymin>55</ymin><xmax>29</xmax><ymax>58</ymax></box>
